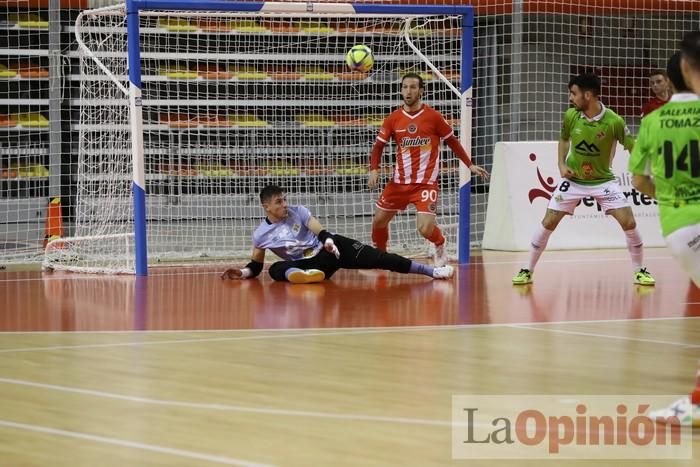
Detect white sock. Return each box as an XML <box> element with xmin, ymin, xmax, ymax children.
<box><xmin>624</xmin><ymin>228</ymin><xmax>643</xmax><ymax>270</ymax></box>
<box><xmin>526</xmin><ymin>225</ymin><xmax>553</xmax><ymax>271</ymax></box>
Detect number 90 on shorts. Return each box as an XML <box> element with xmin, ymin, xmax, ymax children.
<box><xmin>375</xmin><ymin>182</ymin><xmax>439</xmax><ymax>214</ymax></box>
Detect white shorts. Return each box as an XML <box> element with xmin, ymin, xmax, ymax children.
<box><xmin>547</xmin><ymin>179</ymin><xmax>629</xmax><ymax>214</ymax></box>
<box><xmin>664</xmin><ymin>223</ymin><xmax>700</xmax><ymax>287</ymax></box>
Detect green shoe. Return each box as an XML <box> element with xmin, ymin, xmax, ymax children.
<box><xmin>634</xmin><ymin>267</ymin><xmax>656</xmax><ymax>285</ymax></box>
<box><xmin>512</xmin><ymin>268</ymin><xmax>533</xmax><ymax>285</ymax></box>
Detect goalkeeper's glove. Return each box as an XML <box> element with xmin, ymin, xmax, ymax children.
<box><xmin>324</xmin><ymin>238</ymin><xmax>340</xmax><ymax>259</ymax></box>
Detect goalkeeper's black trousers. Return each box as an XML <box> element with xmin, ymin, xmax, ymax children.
<box><xmin>268</xmin><ymin>234</ymin><xmax>411</xmax><ymax>282</ymax></box>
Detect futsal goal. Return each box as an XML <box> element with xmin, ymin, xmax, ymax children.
<box><xmin>49</xmin><ymin>0</ymin><xmax>473</xmax><ymax>274</ymax></box>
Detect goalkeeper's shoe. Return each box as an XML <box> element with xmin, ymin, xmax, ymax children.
<box><xmin>512</xmin><ymin>268</ymin><xmax>533</xmax><ymax>285</ymax></box>
<box><xmin>287</xmin><ymin>268</ymin><xmax>325</xmax><ymax>284</ymax></box>
<box><xmin>432</xmin><ymin>265</ymin><xmax>454</xmax><ymax>279</ymax></box>
<box><xmin>647</xmin><ymin>396</ymin><xmax>700</xmax><ymax>427</ymax></box>
<box><xmin>634</xmin><ymin>267</ymin><xmax>656</xmax><ymax>285</ymax></box>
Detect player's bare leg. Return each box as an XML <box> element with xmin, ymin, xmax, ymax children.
<box><xmin>607</xmin><ymin>207</ymin><xmax>655</xmax><ymax>285</ymax></box>
<box><xmin>416</xmin><ymin>213</ymin><xmax>447</xmax><ymax>266</ymax></box>
<box><xmin>539</xmin><ymin>208</ymin><xmax>567</xmax><ymax>231</ymax></box>
<box><xmin>512</xmin><ymin>209</ymin><xmax>566</xmax><ymax>284</ymax></box>
<box><xmin>371</xmin><ymin>207</ymin><xmax>396</xmax><ymax>251</ymax></box>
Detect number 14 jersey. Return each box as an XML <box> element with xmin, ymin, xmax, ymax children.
<box><xmin>629</xmin><ymin>93</ymin><xmax>700</xmax><ymax>236</ymax></box>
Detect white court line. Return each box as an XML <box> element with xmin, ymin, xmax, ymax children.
<box><xmin>0</xmin><ymin>253</ymin><xmax>676</xmax><ymax>283</ymax></box>
<box><xmin>0</xmin><ymin>317</ymin><xmax>697</xmax><ymax>353</ymax></box>
<box><xmin>0</xmin><ymin>329</ymin><xmax>397</xmax><ymax>353</ymax></box>
<box><xmin>0</xmin><ymin>419</ymin><xmax>272</xmax><ymax>467</ymax></box>
<box><xmin>0</xmin><ymin>315</ymin><xmax>696</xmax><ymax>335</ymax></box>
<box><xmin>509</xmin><ymin>325</ymin><xmax>700</xmax><ymax>348</ymax></box>
<box><xmin>0</xmin><ymin>377</ymin><xmax>453</xmax><ymax>427</ymax></box>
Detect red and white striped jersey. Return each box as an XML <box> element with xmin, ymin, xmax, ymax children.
<box><xmin>376</xmin><ymin>104</ymin><xmax>453</xmax><ymax>185</ymax></box>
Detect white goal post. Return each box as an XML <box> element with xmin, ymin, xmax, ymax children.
<box><xmin>57</xmin><ymin>0</ymin><xmax>473</xmax><ymax>275</ymax></box>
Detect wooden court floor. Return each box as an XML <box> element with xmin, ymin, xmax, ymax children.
<box><xmin>0</xmin><ymin>248</ymin><xmax>698</xmax><ymax>466</ymax></box>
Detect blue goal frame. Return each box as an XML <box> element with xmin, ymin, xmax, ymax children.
<box><xmin>124</xmin><ymin>0</ymin><xmax>474</xmax><ymax>275</ymax></box>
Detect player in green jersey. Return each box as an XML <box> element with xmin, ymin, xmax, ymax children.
<box><xmin>629</xmin><ymin>51</ymin><xmax>700</xmax><ymax>287</ymax></box>
<box><xmin>512</xmin><ymin>73</ymin><xmax>656</xmax><ymax>285</ymax></box>
<box><xmin>632</xmin><ymin>37</ymin><xmax>700</xmax><ymax>427</ymax></box>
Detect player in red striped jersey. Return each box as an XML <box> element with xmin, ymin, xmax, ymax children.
<box><xmin>367</xmin><ymin>73</ymin><xmax>489</xmax><ymax>266</ymax></box>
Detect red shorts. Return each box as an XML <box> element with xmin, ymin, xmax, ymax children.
<box><xmin>375</xmin><ymin>182</ymin><xmax>439</xmax><ymax>215</ymax></box>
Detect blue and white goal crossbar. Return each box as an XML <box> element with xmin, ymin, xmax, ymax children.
<box><xmin>124</xmin><ymin>0</ymin><xmax>474</xmax><ymax>276</ymax></box>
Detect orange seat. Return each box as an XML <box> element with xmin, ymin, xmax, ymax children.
<box><xmin>0</xmin><ymin>115</ymin><xmax>17</xmax><ymax>127</ymax></box>
<box><xmin>263</xmin><ymin>22</ymin><xmax>300</xmax><ymax>33</ymax></box>
<box><xmin>197</xmin><ymin>65</ymin><xmax>233</xmax><ymax>80</ymax></box>
<box><xmin>8</xmin><ymin>63</ymin><xmax>48</xmax><ymax>78</ymax></box>
<box><xmin>198</xmin><ymin>115</ymin><xmax>231</xmax><ymax>127</ymax></box>
<box><xmin>159</xmin><ymin>113</ymin><xmax>198</xmax><ymax>128</ymax></box>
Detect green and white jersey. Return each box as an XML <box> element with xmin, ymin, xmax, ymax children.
<box><xmin>561</xmin><ymin>104</ymin><xmax>634</xmax><ymax>186</ymax></box>
<box><xmin>629</xmin><ymin>93</ymin><xmax>700</xmax><ymax>236</ymax></box>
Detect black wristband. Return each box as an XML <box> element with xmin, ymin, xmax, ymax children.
<box><xmin>244</xmin><ymin>260</ymin><xmax>264</xmax><ymax>278</ymax></box>
<box><xmin>317</xmin><ymin>229</ymin><xmax>333</xmax><ymax>243</ymax></box>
